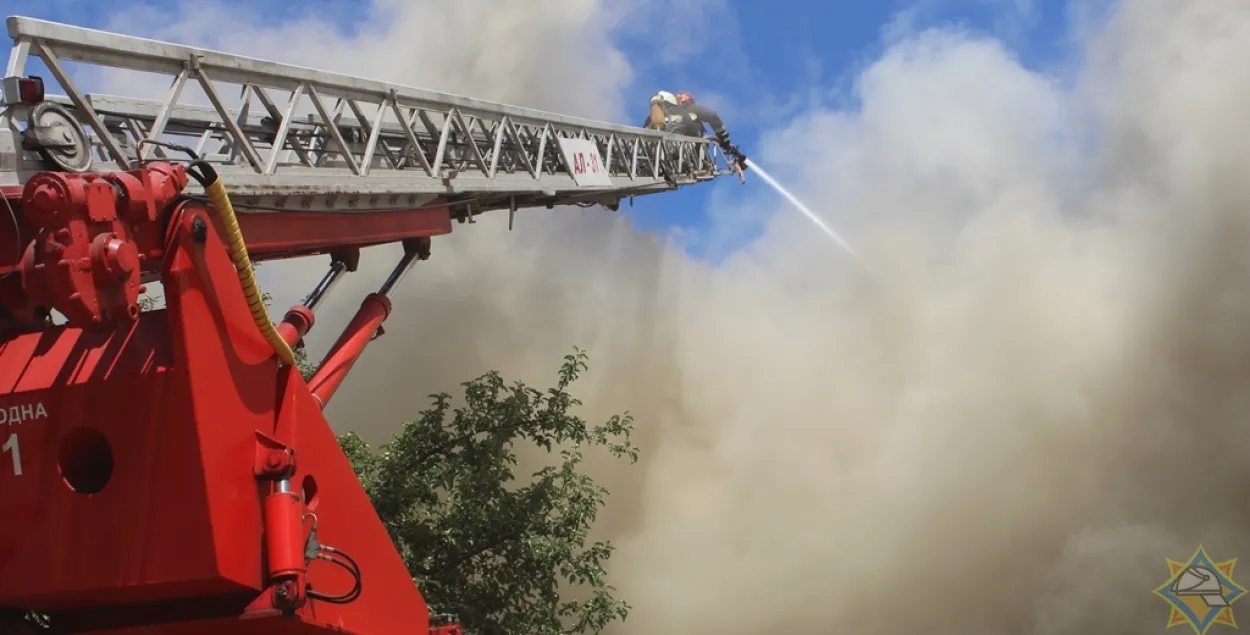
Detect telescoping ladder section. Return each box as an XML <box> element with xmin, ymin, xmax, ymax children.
<box><xmin>2</xmin><ymin>16</ymin><xmax>733</xmax><ymax>215</ymax></box>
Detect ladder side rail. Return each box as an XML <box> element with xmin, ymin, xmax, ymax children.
<box><xmin>161</xmin><ymin>167</ymin><xmax>710</xmax><ymax>196</ymax></box>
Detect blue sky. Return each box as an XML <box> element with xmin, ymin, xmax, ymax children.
<box><xmin>4</xmin><ymin>0</ymin><xmax>1087</xmax><ymax>261</ymax></box>
<box><xmin>615</xmin><ymin>0</ymin><xmax>1080</xmax><ymax>256</ymax></box>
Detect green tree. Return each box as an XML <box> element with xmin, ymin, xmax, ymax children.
<box><xmin>293</xmin><ymin>346</ymin><xmax>316</xmax><ymax>381</ymax></box>
<box><xmin>338</xmin><ymin>348</ymin><xmax>639</xmax><ymax>635</ymax></box>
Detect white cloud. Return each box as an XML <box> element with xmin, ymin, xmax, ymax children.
<box><xmin>607</xmin><ymin>1</ymin><xmax>1250</xmax><ymax>633</ymax></box>
<box><xmin>91</xmin><ymin>0</ymin><xmax>634</xmax><ymax>119</ymax></box>
<box><xmin>886</xmin><ymin>0</ymin><xmax>1042</xmax><ymax>46</ymax></box>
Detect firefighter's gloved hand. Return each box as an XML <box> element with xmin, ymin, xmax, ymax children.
<box><xmin>721</xmin><ymin>142</ymin><xmax>747</xmax><ymax>170</ymax></box>
<box><xmin>712</xmin><ymin>130</ymin><xmax>748</xmax><ymax>174</ymax></box>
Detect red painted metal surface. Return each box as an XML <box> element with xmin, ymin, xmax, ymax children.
<box><xmin>0</xmin><ymin>186</ymin><xmax>453</xmax><ymax>278</ymax></box>
<box><xmin>242</xmin><ymin>210</ymin><xmax>450</xmax><ymax>263</ymax></box>
<box><xmin>0</xmin><ymin>163</ymin><xmax>457</xmax><ymax>634</ymax></box>
<box><xmin>308</xmin><ymin>293</ymin><xmax>392</xmax><ymax>409</ymax></box>
<box><xmin>17</xmin><ymin>164</ymin><xmax>187</xmax><ymax>328</ymax></box>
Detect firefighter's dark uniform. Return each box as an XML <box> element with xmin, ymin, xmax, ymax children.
<box><xmin>668</xmin><ymin>103</ymin><xmax>745</xmax><ymax>171</ymax></box>
<box><xmin>643</xmin><ymin>92</ymin><xmax>747</xmax><ymax>176</ymax></box>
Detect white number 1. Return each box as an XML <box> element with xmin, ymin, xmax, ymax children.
<box><xmin>3</xmin><ymin>433</ymin><xmax>21</xmax><ymax>476</ymax></box>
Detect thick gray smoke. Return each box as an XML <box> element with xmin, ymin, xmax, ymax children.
<box><xmin>78</xmin><ymin>0</ymin><xmax>1250</xmax><ymax>631</ymax></box>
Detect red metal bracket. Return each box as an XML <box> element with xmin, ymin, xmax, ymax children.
<box><xmin>17</xmin><ymin>163</ymin><xmax>187</xmax><ymax>329</ymax></box>
<box><xmin>253</xmin><ymin>431</ymin><xmax>296</xmax><ymax>480</ymax></box>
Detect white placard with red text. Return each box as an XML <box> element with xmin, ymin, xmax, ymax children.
<box><xmin>556</xmin><ymin>138</ymin><xmax>612</xmax><ymax>187</ymax></box>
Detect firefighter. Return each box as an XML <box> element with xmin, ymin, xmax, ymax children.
<box><xmin>644</xmin><ymin>90</ymin><xmax>681</xmax><ymax>130</ymax></box>
<box><xmin>645</xmin><ymin>90</ymin><xmax>747</xmax><ymax>178</ymax></box>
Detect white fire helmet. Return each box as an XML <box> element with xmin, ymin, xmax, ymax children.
<box><xmin>650</xmin><ymin>90</ymin><xmax>678</xmax><ymax>105</ymax></box>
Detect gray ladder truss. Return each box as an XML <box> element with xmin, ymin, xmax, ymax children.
<box><xmin>2</xmin><ymin>16</ymin><xmax>733</xmax><ymax>217</ymax></box>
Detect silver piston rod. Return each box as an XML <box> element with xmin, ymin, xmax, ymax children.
<box><xmin>304</xmin><ymin>258</ymin><xmax>348</xmax><ymax>310</ymax></box>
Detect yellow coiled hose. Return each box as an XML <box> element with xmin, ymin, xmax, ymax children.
<box><xmin>196</xmin><ymin>168</ymin><xmax>296</xmax><ymax>367</ymax></box>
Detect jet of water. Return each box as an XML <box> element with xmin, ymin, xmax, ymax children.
<box><xmin>744</xmin><ymin>158</ymin><xmax>869</xmax><ymax>271</ymax></box>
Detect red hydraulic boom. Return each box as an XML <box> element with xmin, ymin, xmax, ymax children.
<box><xmin>0</xmin><ymin>15</ymin><xmax>734</xmax><ymax>635</ymax></box>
